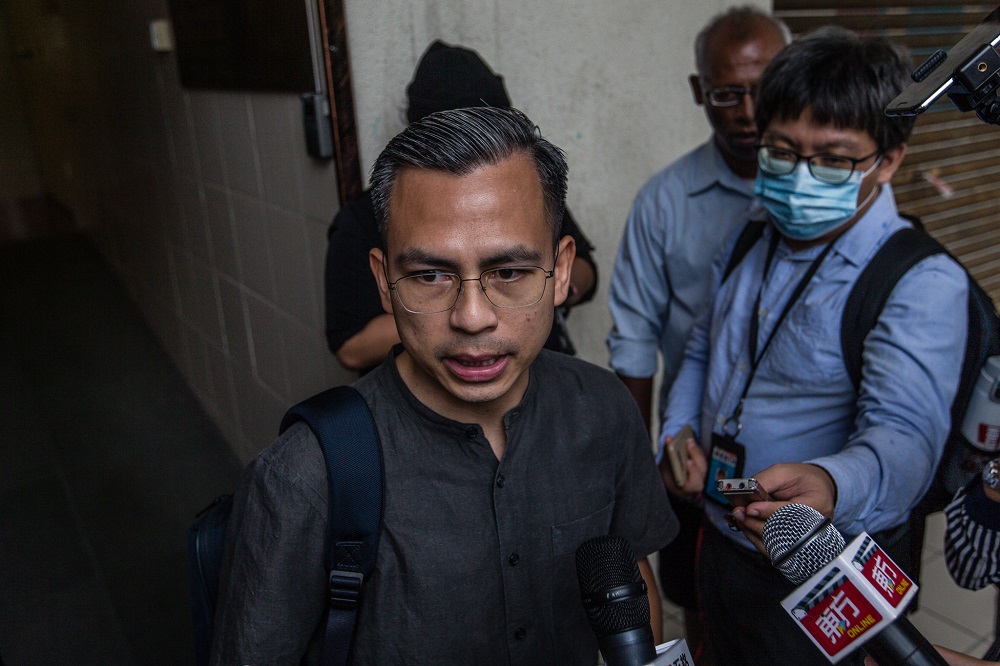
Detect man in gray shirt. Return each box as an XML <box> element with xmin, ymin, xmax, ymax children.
<box><xmin>212</xmin><ymin>107</ymin><xmax>677</xmax><ymax>664</ymax></box>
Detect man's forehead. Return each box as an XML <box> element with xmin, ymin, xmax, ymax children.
<box><xmin>384</xmin><ymin>154</ymin><xmax>551</xmax><ymax>258</ymax></box>
<box><xmin>763</xmin><ymin>111</ymin><xmax>876</xmax><ymax>151</ymax></box>
<box><xmin>704</xmin><ymin>24</ymin><xmax>784</xmax><ymax>79</ymax></box>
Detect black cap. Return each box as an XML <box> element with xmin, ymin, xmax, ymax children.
<box><xmin>406</xmin><ymin>40</ymin><xmax>511</xmax><ymax>123</ymax></box>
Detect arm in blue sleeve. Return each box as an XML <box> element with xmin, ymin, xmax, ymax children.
<box><xmin>608</xmin><ymin>191</ymin><xmax>673</xmax><ymax>379</ymax></box>
<box><xmin>810</xmin><ymin>254</ymin><xmax>968</xmax><ymax>535</ymax></box>
<box><xmin>657</xmin><ymin>230</ymin><xmax>737</xmax><ymax>457</ymax></box>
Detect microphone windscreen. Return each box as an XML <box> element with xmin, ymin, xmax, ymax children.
<box><xmin>763</xmin><ymin>503</ymin><xmax>845</xmax><ymax>584</ymax></box>
<box><xmin>576</xmin><ymin>535</ymin><xmax>650</xmax><ymax>635</ymax></box>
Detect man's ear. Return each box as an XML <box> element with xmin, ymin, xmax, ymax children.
<box><xmin>876</xmin><ymin>143</ymin><xmax>907</xmax><ymax>185</ymax></box>
<box><xmin>553</xmin><ymin>235</ymin><xmax>576</xmax><ymax>308</ymax></box>
<box><xmin>689</xmin><ymin>74</ymin><xmax>705</xmax><ymax>106</ymax></box>
<box><xmin>369</xmin><ymin>248</ymin><xmax>395</xmax><ymax>314</ymax></box>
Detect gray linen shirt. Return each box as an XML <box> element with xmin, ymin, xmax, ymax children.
<box><xmin>212</xmin><ymin>348</ymin><xmax>677</xmax><ymax>664</ymax></box>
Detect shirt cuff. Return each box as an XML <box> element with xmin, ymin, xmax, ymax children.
<box><xmin>807</xmin><ymin>447</ymin><xmax>878</xmax><ymax>534</ymax></box>
<box><xmin>606</xmin><ymin>337</ymin><xmax>660</xmax><ymax>378</ymax></box>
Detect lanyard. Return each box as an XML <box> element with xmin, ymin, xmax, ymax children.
<box><xmin>724</xmin><ymin>233</ymin><xmax>835</xmax><ymax>435</ymax></box>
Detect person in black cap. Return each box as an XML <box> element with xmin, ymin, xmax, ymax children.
<box><xmin>325</xmin><ymin>40</ymin><xmax>598</xmax><ymax>373</ymax></box>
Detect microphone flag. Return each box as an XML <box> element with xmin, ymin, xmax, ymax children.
<box><xmin>780</xmin><ymin>532</ymin><xmax>917</xmax><ymax>663</ymax></box>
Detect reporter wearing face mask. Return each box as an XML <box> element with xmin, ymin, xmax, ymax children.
<box><xmin>657</xmin><ymin>27</ymin><xmax>969</xmax><ymax>665</ymax></box>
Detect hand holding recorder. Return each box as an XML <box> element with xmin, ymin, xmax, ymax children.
<box><xmin>726</xmin><ymin>462</ymin><xmax>838</xmax><ymax>554</ymax></box>
<box><xmin>657</xmin><ymin>425</ymin><xmax>708</xmax><ymax>500</ymax></box>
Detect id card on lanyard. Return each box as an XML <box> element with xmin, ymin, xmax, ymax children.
<box><xmin>705</xmin><ymin>432</ymin><xmax>747</xmax><ymax>505</ymax></box>
<box><xmin>705</xmin><ymin>233</ymin><xmax>834</xmax><ymax>506</ymax></box>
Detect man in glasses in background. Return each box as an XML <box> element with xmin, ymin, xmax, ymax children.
<box><xmin>657</xmin><ymin>27</ymin><xmax>968</xmax><ymax>664</ymax></box>
<box><xmin>212</xmin><ymin>107</ymin><xmax>677</xmax><ymax>664</ymax></box>
<box><xmin>607</xmin><ymin>5</ymin><xmax>789</xmax><ymax>653</ymax></box>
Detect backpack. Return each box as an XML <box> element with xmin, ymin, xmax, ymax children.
<box><xmin>722</xmin><ymin>218</ymin><xmax>1000</xmax><ymax>512</ymax></box>
<box><xmin>187</xmin><ymin>385</ymin><xmax>383</xmax><ymax>666</ymax></box>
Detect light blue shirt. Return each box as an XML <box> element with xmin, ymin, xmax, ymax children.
<box><xmin>661</xmin><ymin>186</ymin><xmax>968</xmax><ymax>542</ymax></box>
<box><xmin>608</xmin><ymin>141</ymin><xmax>754</xmax><ymax>415</ymax></box>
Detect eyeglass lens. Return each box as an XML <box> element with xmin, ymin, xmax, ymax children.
<box><xmin>706</xmin><ymin>87</ymin><xmax>753</xmax><ymax>107</ymax></box>
<box><xmin>393</xmin><ymin>267</ymin><xmax>551</xmax><ymax>313</ymax></box>
<box><xmin>758</xmin><ymin>146</ymin><xmax>858</xmax><ymax>185</ymax></box>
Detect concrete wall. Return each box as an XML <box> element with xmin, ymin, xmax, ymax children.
<box><xmin>7</xmin><ymin>0</ymin><xmax>765</xmax><ymax>461</ymax></box>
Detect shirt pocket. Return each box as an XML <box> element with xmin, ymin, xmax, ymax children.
<box><xmin>764</xmin><ymin>299</ymin><xmax>847</xmax><ymax>392</ymax></box>
<box><xmin>550</xmin><ymin>501</ymin><xmax>615</xmax><ymax>557</ymax></box>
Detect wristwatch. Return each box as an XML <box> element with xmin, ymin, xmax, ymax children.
<box><xmin>982</xmin><ymin>457</ymin><xmax>1000</xmax><ymax>492</ymax></box>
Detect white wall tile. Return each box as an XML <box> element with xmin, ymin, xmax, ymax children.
<box><xmin>174</xmin><ymin>250</ymin><xmax>223</xmax><ymax>346</ymax></box>
<box><xmin>281</xmin><ymin>314</ymin><xmax>331</xmax><ymax>403</ymax></box>
<box><xmin>176</xmin><ymin>176</ymin><xmax>211</xmax><ymax>261</ymax></box>
<box><xmin>203</xmin><ymin>184</ymin><xmax>240</xmax><ymax>281</ymax></box>
<box><xmin>231</xmin><ymin>366</ymin><xmax>286</xmax><ymax>462</ymax></box>
<box><xmin>244</xmin><ymin>291</ymin><xmax>290</xmax><ymax>397</ymax></box>
<box><xmin>217</xmin><ymin>276</ymin><xmax>252</xmax><ymax>369</ymax></box>
<box><xmin>188</xmin><ymin>92</ymin><xmax>226</xmax><ymax>187</ymax></box>
<box><xmin>216</xmin><ymin>95</ymin><xmax>260</xmax><ymax>196</ymax></box>
<box><xmin>297</xmin><ymin>154</ymin><xmax>339</xmax><ymax>222</ymax></box>
<box><xmin>250</xmin><ymin>95</ymin><xmax>303</xmax><ymax>211</ymax></box>
<box><xmin>266</xmin><ymin>206</ymin><xmax>319</xmax><ymax>329</ymax></box>
<box><xmin>230</xmin><ymin>192</ymin><xmax>276</xmax><ymax>301</ymax></box>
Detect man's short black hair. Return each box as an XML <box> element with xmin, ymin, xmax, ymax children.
<box><xmin>755</xmin><ymin>26</ymin><xmax>916</xmax><ymax>152</ymax></box>
<box><xmin>370</xmin><ymin>107</ymin><xmax>568</xmax><ymax>248</ymax></box>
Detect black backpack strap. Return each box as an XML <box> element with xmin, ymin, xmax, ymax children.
<box><xmin>722</xmin><ymin>221</ymin><xmax>767</xmax><ymax>284</ymax></box>
<box><xmin>280</xmin><ymin>385</ymin><xmax>383</xmax><ymax>666</ymax></box>
<box><xmin>840</xmin><ymin>226</ymin><xmax>945</xmax><ymax>390</ymax></box>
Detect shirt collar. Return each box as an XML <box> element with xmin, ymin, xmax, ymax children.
<box><xmin>382</xmin><ymin>344</ymin><xmax>536</xmax><ymax>438</ymax></box>
<box><xmin>828</xmin><ymin>184</ymin><xmax>900</xmax><ymax>268</ymax></box>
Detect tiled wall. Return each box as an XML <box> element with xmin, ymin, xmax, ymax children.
<box><xmin>17</xmin><ymin>2</ymin><xmax>357</xmax><ymax>461</ymax></box>
<box><xmin>98</xmin><ymin>85</ymin><xmax>353</xmax><ymax>461</ymax></box>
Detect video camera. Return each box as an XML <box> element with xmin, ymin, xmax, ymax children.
<box><xmin>886</xmin><ymin>6</ymin><xmax>1000</xmax><ymax>125</ymax></box>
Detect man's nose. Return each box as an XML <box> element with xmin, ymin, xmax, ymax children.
<box><xmin>449</xmin><ymin>279</ymin><xmax>499</xmax><ymax>333</ymax></box>
<box><xmin>737</xmin><ymin>90</ymin><xmax>755</xmax><ymax>119</ymax></box>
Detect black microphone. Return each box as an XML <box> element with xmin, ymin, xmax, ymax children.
<box><xmin>576</xmin><ymin>535</ymin><xmax>657</xmax><ymax>666</ymax></box>
<box><xmin>763</xmin><ymin>504</ymin><xmax>947</xmax><ymax>666</ymax></box>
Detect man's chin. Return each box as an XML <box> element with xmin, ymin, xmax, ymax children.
<box><xmin>440</xmin><ymin>367</ymin><xmax>516</xmax><ymax>404</ymax></box>
<box><xmin>725</xmin><ymin>144</ymin><xmax>757</xmax><ymax>163</ymax></box>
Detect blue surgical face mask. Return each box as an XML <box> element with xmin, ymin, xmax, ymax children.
<box><xmin>754</xmin><ymin>158</ymin><xmax>882</xmax><ymax>241</ymax></box>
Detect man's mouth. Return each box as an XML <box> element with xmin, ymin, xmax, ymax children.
<box><xmin>444</xmin><ymin>354</ymin><xmax>509</xmax><ymax>382</ymax></box>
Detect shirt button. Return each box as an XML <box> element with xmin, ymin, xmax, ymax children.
<box><xmin>758</xmin><ymin>307</ymin><xmax>767</xmax><ymax>318</ymax></box>
<box><xmin>496</xmin><ymin>474</ymin><xmax>505</xmax><ymax>488</ymax></box>
<box><xmin>465</xmin><ymin>426</ymin><xmax>477</xmax><ymax>438</ymax></box>
<box><xmin>508</xmin><ymin>552</ymin><xmax>520</xmax><ymax>566</ymax></box>
<box><xmin>514</xmin><ymin>627</ymin><xmax>526</xmax><ymax>640</ymax></box>
<box><xmin>738</xmin><ymin>362</ymin><xmax>747</xmax><ymax>372</ymax></box>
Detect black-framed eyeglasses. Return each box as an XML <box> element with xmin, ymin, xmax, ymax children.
<box><xmin>703</xmin><ymin>85</ymin><xmax>755</xmax><ymax>108</ymax></box>
<box><xmin>387</xmin><ymin>266</ymin><xmax>555</xmax><ymax>314</ymax></box>
<box><xmin>756</xmin><ymin>145</ymin><xmax>881</xmax><ymax>185</ymax></box>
